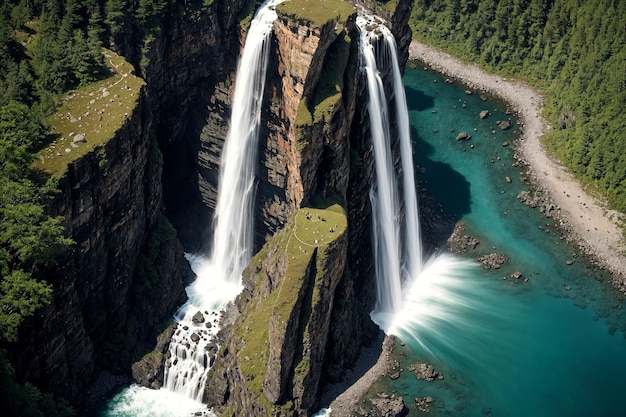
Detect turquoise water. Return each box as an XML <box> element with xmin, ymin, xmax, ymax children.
<box><xmin>389</xmin><ymin>66</ymin><xmax>626</xmax><ymax>417</ymax></box>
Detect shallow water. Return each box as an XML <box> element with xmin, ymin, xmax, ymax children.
<box><xmin>385</xmin><ymin>66</ymin><xmax>626</xmax><ymax>417</ymax></box>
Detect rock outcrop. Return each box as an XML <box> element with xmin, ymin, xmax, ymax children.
<box><xmin>9</xmin><ymin>90</ymin><xmax>193</xmax><ymax>409</ymax></box>
<box><xmin>205</xmin><ymin>0</ymin><xmax>415</xmax><ymax>414</ymax></box>
<box><xmin>207</xmin><ymin>203</ymin><xmax>349</xmax><ymax>416</ymax></box>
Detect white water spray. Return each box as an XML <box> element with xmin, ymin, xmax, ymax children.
<box><xmin>162</xmin><ymin>0</ymin><xmax>284</xmax><ymax>402</ymax></box>
<box><xmin>358</xmin><ymin>16</ymin><xmax>413</xmax><ymax>330</ymax></box>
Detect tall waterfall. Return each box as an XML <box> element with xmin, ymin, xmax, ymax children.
<box><xmin>357</xmin><ymin>16</ymin><xmax>422</xmax><ymax>331</ymax></box>
<box><xmin>162</xmin><ymin>0</ymin><xmax>283</xmax><ymax>402</ymax></box>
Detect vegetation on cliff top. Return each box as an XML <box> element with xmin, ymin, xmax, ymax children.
<box><xmin>277</xmin><ymin>0</ymin><xmax>355</xmax><ymax>29</ymax></box>
<box><xmin>32</xmin><ymin>48</ymin><xmax>145</xmax><ymax>177</ymax></box>
<box><xmin>295</xmin><ymin>28</ymin><xmax>355</xmax><ymax>147</ymax></box>
<box><xmin>410</xmin><ymin>0</ymin><xmax>626</xmax><ymax>214</ymax></box>
<box><xmin>234</xmin><ymin>201</ymin><xmax>347</xmax><ymax>413</ymax></box>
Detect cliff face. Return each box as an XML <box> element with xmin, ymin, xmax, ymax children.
<box><xmin>9</xmin><ymin>0</ymin><xmax>413</xmax><ymax>411</ymax></box>
<box><xmin>204</xmin><ymin>0</ymin><xmax>415</xmax><ymax>414</ymax></box>
<box><xmin>207</xmin><ymin>204</ymin><xmax>349</xmax><ymax>416</ymax></box>
<box><xmin>145</xmin><ymin>0</ymin><xmax>248</xmax><ymax>253</ymax></box>
<box><xmin>9</xmin><ymin>93</ymin><xmax>193</xmax><ymax>407</ymax></box>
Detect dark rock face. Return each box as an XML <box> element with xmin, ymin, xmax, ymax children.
<box><xmin>10</xmin><ymin>0</ymin><xmax>415</xmax><ymax>413</ymax></box>
<box><xmin>9</xmin><ymin>95</ymin><xmax>193</xmax><ymax>409</ymax></box>
<box><xmin>143</xmin><ymin>1</ymin><xmax>248</xmax><ymax>253</ymax></box>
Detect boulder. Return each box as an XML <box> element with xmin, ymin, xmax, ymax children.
<box><xmin>192</xmin><ymin>311</ymin><xmax>205</xmax><ymax>323</ymax></box>
<box><xmin>497</xmin><ymin>120</ymin><xmax>512</xmax><ymax>130</ymax></box>
<box><xmin>479</xmin><ymin>110</ymin><xmax>490</xmax><ymax>119</ymax></box>
<box><xmin>477</xmin><ymin>253</ymin><xmax>509</xmax><ymax>270</ymax></box>
<box><xmin>408</xmin><ymin>362</ymin><xmax>444</xmax><ymax>381</ymax></box>
<box><xmin>456</xmin><ymin>131</ymin><xmax>471</xmax><ymax>141</ymax></box>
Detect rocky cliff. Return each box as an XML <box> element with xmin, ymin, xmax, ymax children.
<box><xmin>203</xmin><ymin>0</ymin><xmax>415</xmax><ymax>414</ymax></box>
<box><xmin>144</xmin><ymin>0</ymin><xmax>250</xmax><ymax>253</ymax></box>
<box><xmin>8</xmin><ymin>89</ymin><xmax>193</xmax><ymax>408</ymax></box>
<box><xmin>7</xmin><ymin>0</ymin><xmax>414</xmax><ymax>412</ymax></box>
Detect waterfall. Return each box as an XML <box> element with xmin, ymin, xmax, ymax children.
<box><xmin>162</xmin><ymin>0</ymin><xmax>284</xmax><ymax>402</ymax></box>
<box><xmin>357</xmin><ymin>16</ymin><xmax>422</xmax><ymax>331</ymax></box>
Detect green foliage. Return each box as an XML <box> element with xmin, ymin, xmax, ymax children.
<box><xmin>410</xmin><ymin>0</ymin><xmax>626</xmax><ymax>213</ymax></box>
<box><xmin>0</xmin><ymin>102</ymin><xmax>72</xmax><ymax>343</ymax></box>
<box><xmin>0</xmin><ymin>349</ymin><xmax>75</xmax><ymax>417</ymax></box>
<box><xmin>276</xmin><ymin>0</ymin><xmax>355</xmax><ymax>28</ymax></box>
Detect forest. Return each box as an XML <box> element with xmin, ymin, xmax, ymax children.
<box><xmin>409</xmin><ymin>0</ymin><xmax>626</xmax><ymax>213</ymax></box>
<box><xmin>0</xmin><ymin>0</ymin><xmax>624</xmax><ymax>414</ymax></box>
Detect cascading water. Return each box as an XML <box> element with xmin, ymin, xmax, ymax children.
<box><xmin>358</xmin><ymin>15</ymin><xmax>478</xmax><ymax>341</ymax></box>
<box><xmin>358</xmin><ymin>15</ymin><xmax>409</xmax><ymax>330</ymax></box>
<box><xmin>162</xmin><ymin>0</ymin><xmax>284</xmax><ymax>403</ymax></box>
<box><xmin>357</xmin><ymin>15</ymin><xmax>509</xmax><ymax>375</ymax></box>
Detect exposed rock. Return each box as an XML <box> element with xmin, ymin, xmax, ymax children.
<box><xmin>73</xmin><ymin>133</ymin><xmax>86</xmax><ymax>143</ymax></box>
<box><xmin>456</xmin><ymin>131</ymin><xmax>471</xmax><ymax>141</ymax></box>
<box><xmin>131</xmin><ymin>351</ymin><xmax>165</xmax><ymax>390</ymax></box>
<box><xmin>479</xmin><ymin>110</ymin><xmax>490</xmax><ymax>119</ymax></box>
<box><xmin>478</xmin><ymin>253</ymin><xmax>509</xmax><ymax>270</ymax></box>
<box><xmin>497</xmin><ymin>120</ymin><xmax>512</xmax><ymax>130</ymax></box>
<box><xmin>511</xmin><ymin>271</ymin><xmax>523</xmax><ymax>279</ymax></box>
<box><xmin>447</xmin><ymin>222</ymin><xmax>480</xmax><ymax>253</ymax></box>
<box><xmin>408</xmin><ymin>362</ymin><xmax>444</xmax><ymax>381</ymax></box>
<box><xmin>371</xmin><ymin>393</ymin><xmax>408</xmax><ymax>417</ymax></box>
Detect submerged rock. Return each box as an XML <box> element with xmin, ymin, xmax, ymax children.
<box><xmin>408</xmin><ymin>362</ymin><xmax>444</xmax><ymax>381</ymax></box>
<box><xmin>478</xmin><ymin>253</ymin><xmax>509</xmax><ymax>270</ymax></box>
<box><xmin>497</xmin><ymin>120</ymin><xmax>512</xmax><ymax>130</ymax></box>
<box><xmin>456</xmin><ymin>131</ymin><xmax>471</xmax><ymax>141</ymax></box>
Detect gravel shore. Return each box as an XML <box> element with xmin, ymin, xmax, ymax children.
<box><xmin>409</xmin><ymin>40</ymin><xmax>626</xmax><ymax>289</ymax></box>
<box><xmin>322</xmin><ymin>335</ymin><xmax>393</xmax><ymax>416</ymax></box>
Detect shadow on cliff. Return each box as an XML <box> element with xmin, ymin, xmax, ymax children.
<box><xmin>411</xmin><ymin>125</ymin><xmax>471</xmax><ymax>252</ymax></box>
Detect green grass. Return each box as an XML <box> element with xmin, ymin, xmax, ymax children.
<box><xmin>277</xmin><ymin>0</ymin><xmax>355</xmax><ymax>29</ymax></box>
<box><xmin>236</xmin><ymin>0</ymin><xmax>257</xmax><ymax>29</ymax></box>
<box><xmin>234</xmin><ymin>201</ymin><xmax>347</xmax><ymax>411</ymax></box>
<box><xmin>32</xmin><ymin>48</ymin><xmax>145</xmax><ymax>177</ymax></box>
<box><xmin>295</xmin><ymin>30</ymin><xmax>354</xmax><ymax>149</ymax></box>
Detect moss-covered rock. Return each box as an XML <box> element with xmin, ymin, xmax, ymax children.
<box><xmin>207</xmin><ymin>201</ymin><xmax>348</xmax><ymax>416</ymax></box>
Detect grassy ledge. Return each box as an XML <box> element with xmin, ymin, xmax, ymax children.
<box><xmin>277</xmin><ymin>0</ymin><xmax>355</xmax><ymax>29</ymax></box>
<box><xmin>235</xmin><ymin>202</ymin><xmax>347</xmax><ymax>412</ymax></box>
<box><xmin>32</xmin><ymin>48</ymin><xmax>145</xmax><ymax>177</ymax></box>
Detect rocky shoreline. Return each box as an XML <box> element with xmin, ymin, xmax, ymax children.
<box><xmin>409</xmin><ymin>40</ymin><xmax>626</xmax><ymax>293</ymax></box>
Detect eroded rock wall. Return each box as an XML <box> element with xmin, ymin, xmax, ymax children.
<box><xmin>9</xmin><ymin>94</ymin><xmax>193</xmax><ymax>409</ymax></box>
<box><xmin>144</xmin><ymin>0</ymin><xmax>248</xmax><ymax>252</ymax></box>
<box><xmin>204</xmin><ymin>0</ymin><xmax>414</xmax><ymax>414</ymax></box>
